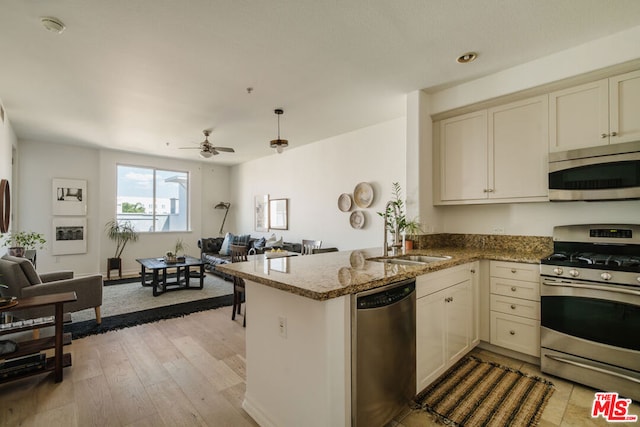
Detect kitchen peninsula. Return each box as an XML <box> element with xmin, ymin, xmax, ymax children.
<box><xmin>217</xmin><ymin>239</ymin><xmax>552</xmax><ymax>427</ymax></box>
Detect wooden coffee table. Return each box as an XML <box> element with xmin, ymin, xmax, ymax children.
<box><xmin>135</xmin><ymin>256</ymin><xmax>205</xmax><ymax>296</ymax></box>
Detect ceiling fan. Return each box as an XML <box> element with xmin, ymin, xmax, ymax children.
<box><xmin>180</xmin><ymin>130</ymin><xmax>235</xmax><ymax>158</ymax></box>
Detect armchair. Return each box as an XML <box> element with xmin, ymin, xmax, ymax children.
<box><xmin>0</xmin><ymin>254</ymin><xmax>102</xmax><ymax>323</ymax></box>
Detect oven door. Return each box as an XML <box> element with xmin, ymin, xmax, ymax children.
<box><xmin>541</xmin><ymin>277</ymin><xmax>640</xmax><ymax>370</ymax></box>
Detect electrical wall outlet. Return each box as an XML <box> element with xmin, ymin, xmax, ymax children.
<box><xmin>278</xmin><ymin>316</ymin><xmax>287</xmax><ymax>338</ymax></box>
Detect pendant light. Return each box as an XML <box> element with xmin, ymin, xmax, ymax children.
<box><xmin>270</xmin><ymin>109</ymin><xmax>289</xmax><ymax>154</ymax></box>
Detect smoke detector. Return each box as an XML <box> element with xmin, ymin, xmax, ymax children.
<box><xmin>41</xmin><ymin>17</ymin><xmax>66</xmax><ymax>34</ymax></box>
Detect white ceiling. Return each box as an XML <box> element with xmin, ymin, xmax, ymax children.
<box><xmin>2</xmin><ymin>1</ymin><xmax>640</xmax><ymax>165</ymax></box>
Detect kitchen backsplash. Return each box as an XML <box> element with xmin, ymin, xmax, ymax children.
<box><xmin>413</xmin><ymin>233</ymin><xmax>553</xmax><ymax>254</ymax></box>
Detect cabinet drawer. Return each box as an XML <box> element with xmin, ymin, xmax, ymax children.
<box><xmin>416</xmin><ymin>263</ymin><xmax>471</xmax><ymax>299</ymax></box>
<box><xmin>490</xmin><ymin>277</ymin><xmax>540</xmax><ymax>301</ymax></box>
<box><xmin>490</xmin><ymin>261</ymin><xmax>539</xmax><ymax>282</ymax></box>
<box><xmin>490</xmin><ymin>294</ymin><xmax>540</xmax><ymax>320</ymax></box>
<box><xmin>490</xmin><ymin>311</ymin><xmax>540</xmax><ymax>357</ymax></box>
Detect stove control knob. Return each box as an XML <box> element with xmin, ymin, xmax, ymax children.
<box><xmin>601</xmin><ymin>272</ymin><xmax>612</xmax><ymax>281</ymax></box>
<box><xmin>569</xmin><ymin>269</ymin><xmax>579</xmax><ymax>278</ymax></box>
<box><xmin>553</xmin><ymin>267</ymin><xmax>563</xmax><ymax>275</ymax></box>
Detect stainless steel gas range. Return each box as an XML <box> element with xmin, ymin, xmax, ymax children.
<box><xmin>540</xmin><ymin>224</ymin><xmax>640</xmax><ymax>402</ymax></box>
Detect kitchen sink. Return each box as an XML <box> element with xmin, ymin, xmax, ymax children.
<box><xmin>368</xmin><ymin>254</ymin><xmax>452</xmax><ymax>265</ymax></box>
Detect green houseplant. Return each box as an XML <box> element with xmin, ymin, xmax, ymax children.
<box><xmin>1</xmin><ymin>231</ymin><xmax>47</xmax><ymax>257</ymax></box>
<box><xmin>378</xmin><ymin>182</ymin><xmax>422</xmax><ymax>251</ymax></box>
<box><xmin>105</xmin><ymin>219</ymin><xmax>139</xmax><ymax>278</ymax></box>
<box><xmin>165</xmin><ymin>238</ymin><xmax>186</xmax><ymax>263</ymax></box>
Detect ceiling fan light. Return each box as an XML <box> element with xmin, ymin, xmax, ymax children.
<box><xmin>200</xmin><ymin>150</ymin><xmax>213</xmax><ymax>158</ymax></box>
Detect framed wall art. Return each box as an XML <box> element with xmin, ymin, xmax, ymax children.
<box><xmin>269</xmin><ymin>198</ymin><xmax>288</xmax><ymax>230</ymax></box>
<box><xmin>52</xmin><ymin>178</ymin><xmax>87</xmax><ymax>216</ymax></box>
<box><xmin>52</xmin><ymin>217</ymin><xmax>87</xmax><ymax>255</ymax></box>
<box><xmin>255</xmin><ymin>194</ymin><xmax>269</xmax><ymax>232</ymax></box>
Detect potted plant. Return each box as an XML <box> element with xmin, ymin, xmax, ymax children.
<box><xmin>378</xmin><ymin>182</ymin><xmax>422</xmax><ymax>251</ymax></box>
<box><xmin>1</xmin><ymin>231</ymin><xmax>47</xmax><ymax>257</ymax></box>
<box><xmin>165</xmin><ymin>238</ymin><xmax>186</xmax><ymax>263</ymax></box>
<box><xmin>104</xmin><ymin>219</ymin><xmax>139</xmax><ymax>277</ymax></box>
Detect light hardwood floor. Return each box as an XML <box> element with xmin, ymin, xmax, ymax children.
<box><xmin>0</xmin><ymin>307</ymin><xmax>256</xmax><ymax>427</ymax></box>
<box><xmin>1</xmin><ymin>307</ymin><xmax>638</xmax><ymax>426</ymax></box>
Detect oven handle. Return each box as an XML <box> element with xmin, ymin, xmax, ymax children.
<box><xmin>544</xmin><ymin>354</ymin><xmax>640</xmax><ymax>385</ymax></box>
<box><xmin>542</xmin><ymin>280</ymin><xmax>640</xmax><ymax>296</ymax></box>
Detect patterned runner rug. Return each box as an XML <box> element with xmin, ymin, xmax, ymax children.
<box><xmin>414</xmin><ymin>355</ymin><xmax>555</xmax><ymax>427</ymax></box>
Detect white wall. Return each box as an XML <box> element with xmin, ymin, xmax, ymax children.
<box><xmin>17</xmin><ymin>140</ymin><xmax>231</xmax><ymax>276</ymax></box>
<box><xmin>0</xmin><ymin>100</ymin><xmax>17</xmax><ymax>256</ymax></box>
<box><xmin>229</xmin><ymin>118</ymin><xmax>406</xmax><ymax>251</ymax></box>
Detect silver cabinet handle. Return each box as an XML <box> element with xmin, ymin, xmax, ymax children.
<box><xmin>470</xmin><ymin>269</ymin><xmax>476</xmax><ymax>273</ymax></box>
<box><xmin>511</xmin><ymin>269</ymin><xmax>517</xmax><ymax>273</ymax></box>
<box><xmin>611</xmin><ymin>131</ymin><xmax>617</xmax><ymax>136</ymax></box>
<box><xmin>509</xmin><ymin>330</ymin><xmax>515</xmax><ymax>335</ymax></box>
<box><xmin>601</xmin><ymin>133</ymin><xmax>608</xmax><ymax>138</ymax></box>
<box><xmin>510</xmin><ymin>304</ymin><xmax>516</xmax><ymax>310</ymax></box>
<box><xmin>510</xmin><ymin>286</ymin><xmax>517</xmax><ymax>292</ymax></box>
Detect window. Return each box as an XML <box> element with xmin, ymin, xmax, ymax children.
<box><xmin>116</xmin><ymin>164</ymin><xmax>189</xmax><ymax>232</ymax></box>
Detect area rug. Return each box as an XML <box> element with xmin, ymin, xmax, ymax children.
<box><xmin>414</xmin><ymin>355</ymin><xmax>555</xmax><ymax>427</ymax></box>
<box><xmin>65</xmin><ymin>294</ymin><xmax>234</xmax><ymax>339</ymax></box>
<box><xmin>65</xmin><ymin>273</ymin><xmax>234</xmax><ymax>338</ymax></box>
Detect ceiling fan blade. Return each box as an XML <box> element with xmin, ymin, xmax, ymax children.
<box><xmin>212</xmin><ymin>147</ymin><xmax>235</xmax><ymax>153</ymax></box>
<box><xmin>179</xmin><ymin>147</ymin><xmax>200</xmax><ymax>149</ymax></box>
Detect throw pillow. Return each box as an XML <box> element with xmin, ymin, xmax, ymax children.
<box><xmin>265</xmin><ymin>236</ymin><xmax>283</xmax><ymax>248</ymax></box>
<box><xmin>232</xmin><ymin>234</ymin><xmax>251</xmax><ymax>248</ymax></box>
<box><xmin>252</xmin><ymin>237</ymin><xmax>266</xmax><ymax>251</ymax></box>
<box><xmin>219</xmin><ymin>232</ymin><xmax>234</xmax><ymax>256</ymax></box>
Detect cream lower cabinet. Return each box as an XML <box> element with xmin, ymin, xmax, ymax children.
<box><xmin>416</xmin><ymin>263</ymin><xmax>478</xmax><ymax>393</ymax></box>
<box><xmin>489</xmin><ymin>261</ymin><xmax>540</xmax><ymax>357</ymax></box>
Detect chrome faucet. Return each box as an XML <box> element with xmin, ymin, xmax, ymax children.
<box><xmin>383</xmin><ymin>200</ymin><xmax>402</xmax><ymax>256</ymax></box>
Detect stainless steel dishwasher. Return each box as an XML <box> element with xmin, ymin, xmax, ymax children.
<box><xmin>351</xmin><ymin>278</ymin><xmax>416</xmax><ymax>427</ymax></box>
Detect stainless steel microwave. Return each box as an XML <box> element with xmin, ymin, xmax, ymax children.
<box><xmin>548</xmin><ymin>141</ymin><xmax>640</xmax><ymax>201</ymax></box>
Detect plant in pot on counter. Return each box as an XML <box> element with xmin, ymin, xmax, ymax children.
<box><xmin>1</xmin><ymin>231</ymin><xmax>46</xmax><ymax>257</ymax></box>
<box><xmin>105</xmin><ymin>219</ymin><xmax>139</xmax><ymax>277</ymax></box>
<box><xmin>377</xmin><ymin>182</ymin><xmax>422</xmax><ymax>251</ymax></box>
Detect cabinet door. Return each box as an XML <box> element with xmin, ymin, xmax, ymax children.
<box><xmin>610</xmin><ymin>70</ymin><xmax>640</xmax><ymax>145</ymax></box>
<box><xmin>489</xmin><ymin>95</ymin><xmax>548</xmax><ymax>199</ymax></box>
<box><xmin>439</xmin><ymin>110</ymin><xmax>488</xmax><ymax>201</ymax></box>
<box><xmin>416</xmin><ymin>290</ymin><xmax>446</xmax><ymax>393</ymax></box>
<box><xmin>446</xmin><ymin>280</ymin><xmax>472</xmax><ymax>364</ymax></box>
<box><xmin>549</xmin><ymin>79</ymin><xmax>609</xmax><ymax>152</ymax></box>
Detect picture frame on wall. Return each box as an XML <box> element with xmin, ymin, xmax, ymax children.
<box><xmin>52</xmin><ymin>217</ymin><xmax>87</xmax><ymax>255</ymax></box>
<box><xmin>52</xmin><ymin>178</ymin><xmax>87</xmax><ymax>216</ymax></box>
<box><xmin>255</xmin><ymin>194</ymin><xmax>269</xmax><ymax>232</ymax></box>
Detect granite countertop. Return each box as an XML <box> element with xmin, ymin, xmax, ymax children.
<box><xmin>216</xmin><ymin>243</ymin><xmax>552</xmax><ymax>301</ymax></box>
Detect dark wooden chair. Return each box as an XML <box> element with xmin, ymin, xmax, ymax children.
<box><xmin>301</xmin><ymin>239</ymin><xmax>322</xmax><ymax>255</ymax></box>
<box><xmin>230</xmin><ymin>244</ymin><xmax>248</xmax><ymax>327</ymax></box>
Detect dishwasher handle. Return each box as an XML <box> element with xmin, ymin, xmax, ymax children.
<box><xmin>357</xmin><ymin>280</ymin><xmax>415</xmax><ymax>310</ymax></box>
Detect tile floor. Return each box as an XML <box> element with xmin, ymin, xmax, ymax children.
<box><xmin>393</xmin><ymin>347</ymin><xmax>640</xmax><ymax>427</ymax></box>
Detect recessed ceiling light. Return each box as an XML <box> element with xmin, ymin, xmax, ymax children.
<box><xmin>456</xmin><ymin>52</ymin><xmax>477</xmax><ymax>64</ymax></box>
<box><xmin>40</xmin><ymin>17</ymin><xmax>66</xmax><ymax>34</ymax></box>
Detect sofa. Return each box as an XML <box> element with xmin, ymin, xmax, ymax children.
<box><xmin>0</xmin><ymin>254</ymin><xmax>103</xmax><ymax>322</ymax></box>
<box><xmin>198</xmin><ymin>234</ymin><xmax>302</xmax><ymax>280</ymax></box>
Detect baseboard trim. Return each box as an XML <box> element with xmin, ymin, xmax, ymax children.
<box><xmin>477</xmin><ymin>340</ymin><xmax>541</xmax><ymax>366</ymax></box>
<box><xmin>242</xmin><ymin>395</ymin><xmax>278</xmax><ymax>427</ymax></box>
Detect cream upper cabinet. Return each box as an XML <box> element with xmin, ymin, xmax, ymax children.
<box><xmin>439</xmin><ymin>110</ymin><xmax>488</xmax><ymax>201</ymax></box>
<box><xmin>436</xmin><ymin>95</ymin><xmax>548</xmax><ymax>204</ymax></box>
<box><xmin>549</xmin><ymin>70</ymin><xmax>640</xmax><ymax>152</ymax></box>
<box><xmin>489</xmin><ymin>95</ymin><xmax>549</xmax><ymax>200</ymax></box>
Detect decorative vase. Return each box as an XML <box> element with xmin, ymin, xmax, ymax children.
<box><xmin>8</xmin><ymin>247</ymin><xmax>25</xmax><ymax>257</ymax></box>
<box><xmin>404</xmin><ymin>240</ymin><xmax>414</xmax><ymax>252</ymax></box>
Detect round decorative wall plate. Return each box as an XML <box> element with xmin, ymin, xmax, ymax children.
<box><xmin>353</xmin><ymin>182</ymin><xmax>373</xmax><ymax>208</ymax></box>
<box><xmin>338</xmin><ymin>193</ymin><xmax>352</xmax><ymax>212</ymax></box>
<box><xmin>350</xmin><ymin>210</ymin><xmax>365</xmax><ymax>229</ymax></box>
